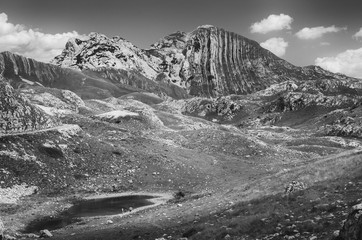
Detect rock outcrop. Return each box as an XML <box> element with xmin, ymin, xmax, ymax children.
<box><xmin>0</xmin><ymin>78</ymin><xmax>57</xmax><ymax>134</ymax></box>
<box><xmin>337</xmin><ymin>203</ymin><xmax>362</xmax><ymax>240</ymax></box>
<box><xmin>320</xmin><ymin>107</ymin><xmax>362</xmax><ymax>138</ymax></box>
<box><xmin>87</xmin><ymin>97</ymin><xmax>164</xmax><ymax>128</ymax></box>
<box><xmin>168</xmin><ymin>96</ymin><xmax>245</xmax><ymax>123</ymax></box>
<box><xmin>268</xmin><ymin>92</ymin><xmax>360</xmax><ymax>113</ymax></box>
<box><xmin>20</xmin><ymin>88</ymin><xmax>85</xmax><ymax>116</ymax></box>
<box><xmin>53</xmin><ymin>25</ymin><xmax>361</xmax><ymax>98</ymax></box>
<box><xmin>52</xmin><ymin>33</ymin><xmax>160</xmax><ymax>80</ymax></box>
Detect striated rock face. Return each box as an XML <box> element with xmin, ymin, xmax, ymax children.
<box><xmin>53</xmin><ymin>25</ymin><xmax>361</xmax><ymax>98</ymax></box>
<box><xmin>153</xmin><ymin>26</ymin><xmax>360</xmax><ymax>97</ymax></box>
<box><xmin>0</xmin><ymin>78</ymin><xmax>57</xmax><ymax>134</ymax></box>
<box><xmin>0</xmin><ymin>51</ymin><xmax>101</xmax><ymax>93</ymax></box>
<box><xmin>162</xmin><ymin>25</ymin><xmax>304</xmax><ymax>96</ymax></box>
<box><xmin>0</xmin><ymin>51</ymin><xmax>66</xmax><ymax>88</ymax></box>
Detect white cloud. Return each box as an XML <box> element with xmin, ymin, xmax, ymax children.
<box><xmin>320</xmin><ymin>42</ymin><xmax>331</xmax><ymax>46</ymax></box>
<box><xmin>296</xmin><ymin>25</ymin><xmax>346</xmax><ymax>40</ymax></box>
<box><xmin>260</xmin><ymin>37</ymin><xmax>288</xmax><ymax>57</ymax></box>
<box><xmin>353</xmin><ymin>27</ymin><xmax>362</xmax><ymax>40</ymax></box>
<box><xmin>250</xmin><ymin>14</ymin><xmax>293</xmax><ymax>34</ymax></box>
<box><xmin>0</xmin><ymin>12</ymin><xmax>84</xmax><ymax>62</ymax></box>
<box><xmin>315</xmin><ymin>48</ymin><xmax>362</xmax><ymax>78</ymax></box>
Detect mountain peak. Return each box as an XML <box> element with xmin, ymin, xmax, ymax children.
<box><xmin>85</xmin><ymin>32</ymin><xmax>125</xmax><ymax>43</ymax></box>
<box><xmin>51</xmin><ymin>32</ymin><xmax>160</xmax><ymax>79</ymax></box>
<box><xmin>52</xmin><ymin>26</ymin><xmax>355</xmax><ymax>97</ymax></box>
<box><xmin>88</xmin><ymin>32</ymin><xmax>106</xmax><ymax>39</ymax></box>
<box><xmin>197</xmin><ymin>24</ymin><xmax>216</xmax><ymax>29</ymax></box>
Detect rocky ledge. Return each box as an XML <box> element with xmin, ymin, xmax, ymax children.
<box><xmin>0</xmin><ymin>78</ymin><xmax>57</xmax><ymax>134</ymax></box>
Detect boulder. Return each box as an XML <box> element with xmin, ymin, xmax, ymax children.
<box><xmin>61</xmin><ymin>90</ymin><xmax>85</xmax><ymax>109</ymax></box>
<box><xmin>39</xmin><ymin>229</ymin><xmax>53</xmax><ymax>238</ymax></box>
<box><xmin>38</xmin><ymin>142</ymin><xmax>64</xmax><ymax>159</ymax></box>
<box><xmin>338</xmin><ymin>203</ymin><xmax>362</xmax><ymax>240</ymax></box>
<box><xmin>284</xmin><ymin>181</ymin><xmax>306</xmax><ymax>195</ymax></box>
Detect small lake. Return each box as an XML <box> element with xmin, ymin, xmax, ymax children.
<box><xmin>25</xmin><ymin>195</ymin><xmax>156</xmax><ymax>232</ymax></box>
<box><xmin>68</xmin><ymin>195</ymin><xmax>155</xmax><ymax>217</ymax></box>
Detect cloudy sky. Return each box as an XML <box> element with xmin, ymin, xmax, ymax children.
<box><xmin>1</xmin><ymin>0</ymin><xmax>362</xmax><ymax>78</ymax></box>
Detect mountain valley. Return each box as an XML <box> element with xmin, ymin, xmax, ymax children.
<box><xmin>0</xmin><ymin>25</ymin><xmax>362</xmax><ymax>240</ymax></box>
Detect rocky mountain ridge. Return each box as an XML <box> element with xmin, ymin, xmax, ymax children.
<box><xmin>0</xmin><ymin>51</ymin><xmax>188</xmax><ymax>100</ymax></box>
<box><xmin>52</xmin><ymin>33</ymin><xmax>160</xmax><ymax>80</ymax></box>
<box><xmin>53</xmin><ymin>25</ymin><xmax>360</xmax><ymax>97</ymax></box>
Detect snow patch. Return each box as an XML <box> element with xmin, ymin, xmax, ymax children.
<box><xmin>56</xmin><ymin>124</ymin><xmax>82</xmax><ymax>138</ymax></box>
<box><xmin>95</xmin><ymin>110</ymin><xmax>139</xmax><ymax>120</ymax></box>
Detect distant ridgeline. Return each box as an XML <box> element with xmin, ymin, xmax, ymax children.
<box><xmin>0</xmin><ymin>51</ymin><xmax>188</xmax><ymax>100</ymax></box>
<box><xmin>0</xmin><ymin>25</ymin><xmax>360</xmax><ymax>101</ymax></box>
<box><xmin>51</xmin><ymin>25</ymin><xmax>358</xmax><ymax>97</ymax></box>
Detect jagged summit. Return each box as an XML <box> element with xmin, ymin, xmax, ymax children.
<box><xmin>197</xmin><ymin>24</ymin><xmax>216</xmax><ymax>29</ymax></box>
<box><xmin>52</xmin><ymin>26</ymin><xmax>360</xmax><ymax>97</ymax></box>
<box><xmin>51</xmin><ymin>32</ymin><xmax>160</xmax><ymax>80</ymax></box>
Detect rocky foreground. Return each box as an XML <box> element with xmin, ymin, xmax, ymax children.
<box><xmin>0</xmin><ymin>76</ymin><xmax>361</xmax><ymax>239</ymax></box>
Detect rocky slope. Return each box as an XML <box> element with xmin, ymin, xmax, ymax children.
<box><xmin>0</xmin><ymin>51</ymin><xmax>121</xmax><ymax>96</ymax></box>
<box><xmin>53</xmin><ymin>25</ymin><xmax>360</xmax><ymax>97</ymax></box>
<box><xmin>20</xmin><ymin>87</ymin><xmax>86</xmax><ymax>117</ymax></box>
<box><xmin>0</xmin><ymin>78</ymin><xmax>57</xmax><ymax>134</ymax></box>
<box><xmin>161</xmin><ymin>73</ymin><xmax>362</xmax><ymax>135</ymax></box>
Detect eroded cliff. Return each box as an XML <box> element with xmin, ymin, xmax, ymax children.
<box><xmin>53</xmin><ymin>26</ymin><xmax>360</xmax><ymax>97</ymax></box>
